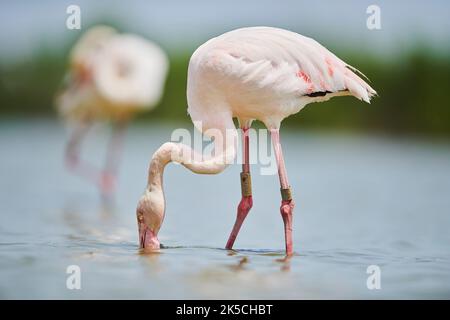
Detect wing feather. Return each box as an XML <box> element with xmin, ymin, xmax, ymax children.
<box><xmin>207</xmin><ymin>27</ymin><xmax>376</xmax><ymax>103</ymax></box>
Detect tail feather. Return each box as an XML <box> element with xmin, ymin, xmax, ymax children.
<box><xmin>344</xmin><ymin>65</ymin><xmax>377</xmax><ymax>103</ymax></box>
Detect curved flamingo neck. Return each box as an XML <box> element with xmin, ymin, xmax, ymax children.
<box><xmin>146</xmin><ymin>127</ymin><xmax>238</xmax><ymax>193</ymax></box>
<box><xmin>146</xmin><ymin>143</ymin><xmax>171</xmax><ymax>191</ymax></box>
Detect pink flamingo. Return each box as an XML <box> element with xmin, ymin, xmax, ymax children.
<box><xmin>136</xmin><ymin>27</ymin><xmax>376</xmax><ymax>255</ymax></box>
<box><xmin>56</xmin><ymin>26</ymin><xmax>168</xmax><ymax>196</ymax></box>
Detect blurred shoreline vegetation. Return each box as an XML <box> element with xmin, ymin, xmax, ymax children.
<box><xmin>0</xmin><ymin>35</ymin><xmax>449</xmax><ymax>139</ymax></box>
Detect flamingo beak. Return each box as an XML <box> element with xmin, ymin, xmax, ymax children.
<box><xmin>138</xmin><ymin>222</ymin><xmax>160</xmax><ymax>250</ymax></box>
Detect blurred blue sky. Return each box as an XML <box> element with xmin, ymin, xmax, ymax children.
<box><xmin>0</xmin><ymin>0</ymin><xmax>449</xmax><ymax>62</ymax></box>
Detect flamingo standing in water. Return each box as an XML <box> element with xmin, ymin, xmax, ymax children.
<box><xmin>136</xmin><ymin>27</ymin><xmax>376</xmax><ymax>255</ymax></box>
<box><xmin>57</xmin><ymin>26</ymin><xmax>168</xmax><ymax>196</ymax></box>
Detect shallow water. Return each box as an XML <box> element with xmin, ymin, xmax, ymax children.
<box><xmin>1</xmin><ymin>119</ymin><xmax>450</xmax><ymax>299</ymax></box>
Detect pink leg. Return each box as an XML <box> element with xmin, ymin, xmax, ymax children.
<box><xmin>226</xmin><ymin>127</ymin><xmax>253</xmax><ymax>250</ymax></box>
<box><xmin>270</xmin><ymin>129</ymin><xmax>295</xmax><ymax>256</ymax></box>
<box><xmin>65</xmin><ymin>121</ymin><xmax>101</xmax><ymax>185</ymax></box>
<box><xmin>100</xmin><ymin>120</ymin><xmax>127</xmax><ymax>196</ymax></box>
<box><xmin>65</xmin><ymin>120</ymin><xmax>127</xmax><ymax>196</ymax></box>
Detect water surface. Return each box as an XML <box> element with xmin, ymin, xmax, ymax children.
<box><xmin>1</xmin><ymin>120</ymin><xmax>449</xmax><ymax>299</ymax></box>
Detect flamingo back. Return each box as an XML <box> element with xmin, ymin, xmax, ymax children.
<box><xmin>57</xmin><ymin>27</ymin><xmax>168</xmax><ymax>122</ymax></box>
<box><xmin>187</xmin><ymin>27</ymin><xmax>376</xmax><ymax>128</ymax></box>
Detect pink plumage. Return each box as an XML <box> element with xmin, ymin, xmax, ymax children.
<box><xmin>187</xmin><ymin>26</ymin><xmax>376</xmax><ymax>129</ymax></box>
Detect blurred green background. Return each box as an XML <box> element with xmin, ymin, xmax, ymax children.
<box><xmin>1</xmin><ymin>0</ymin><xmax>449</xmax><ymax>138</ymax></box>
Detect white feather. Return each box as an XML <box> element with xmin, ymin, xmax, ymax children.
<box><xmin>57</xmin><ymin>26</ymin><xmax>169</xmax><ymax>121</ymax></box>
<box><xmin>187</xmin><ymin>26</ymin><xmax>377</xmax><ymax>128</ymax></box>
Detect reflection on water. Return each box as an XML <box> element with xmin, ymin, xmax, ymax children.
<box><xmin>0</xmin><ymin>120</ymin><xmax>450</xmax><ymax>299</ymax></box>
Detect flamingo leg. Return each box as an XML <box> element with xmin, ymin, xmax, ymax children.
<box><xmin>65</xmin><ymin>120</ymin><xmax>101</xmax><ymax>185</ymax></box>
<box><xmin>65</xmin><ymin>120</ymin><xmax>127</xmax><ymax>196</ymax></box>
<box><xmin>100</xmin><ymin>120</ymin><xmax>128</xmax><ymax>196</ymax></box>
<box><xmin>225</xmin><ymin>127</ymin><xmax>253</xmax><ymax>249</ymax></box>
<box><xmin>270</xmin><ymin>129</ymin><xmax>295</xmax><ymax>256</ymax></box>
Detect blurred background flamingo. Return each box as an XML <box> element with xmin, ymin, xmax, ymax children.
<box><xmin>137</xmin><ymin>26</ymin><xmax>376</xmax><ymax>256</ymax></box>
<box><xmin>56</xmin><ymin>25</ymin><xmax>168</xmax><ymax>197</ymax></box>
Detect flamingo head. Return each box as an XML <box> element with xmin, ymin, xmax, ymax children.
<box><xmin>136</xmin><ymin>188</ymin><xmax>165</xmax><ymax>251</ymax></box>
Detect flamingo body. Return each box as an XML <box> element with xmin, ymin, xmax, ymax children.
<box><xmin>57</xmin><ymin>26</ymin><xmax>168</xmax><ymax>196</ymax></box>
<box><xmin>187</xmin><ymin>26</ymin><xmax>376</xmax><ymax>130</ymax></box>
<box><xmin>58</xmin><ymin>26</ymin><xmax>168</xmax><ymax>121</ymax></box>
<box><xmin>137</xmin><ymin>27</ymin><xmax>376</xmax><ymax>254</ymax></box>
